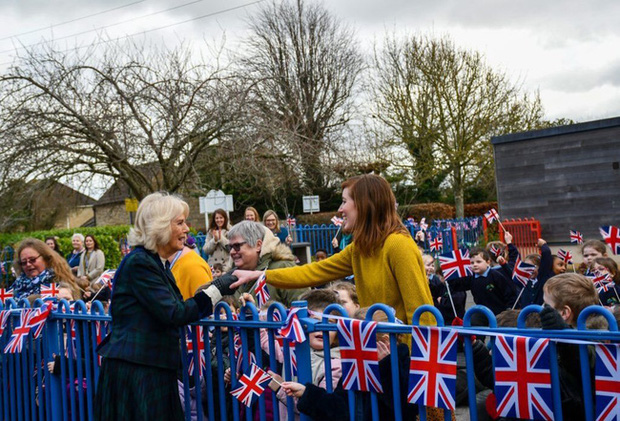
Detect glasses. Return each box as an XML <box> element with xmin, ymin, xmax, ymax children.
<box><xmin>20</xmin><ymin>255</ymin><xmax>41</xmax><ymax>266</ymax></box>
<box><xmin>226</xmin><ymin>242</ymin><xmax>247</xmax><ymax>252</ymax></box>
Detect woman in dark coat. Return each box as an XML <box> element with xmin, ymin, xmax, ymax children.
<box><xmin>94</xmin><ymin>192</ymin><xmax>237</xmax><ymax>420</ymax></box>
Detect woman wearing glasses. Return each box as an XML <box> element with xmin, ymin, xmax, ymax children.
<box><xmin>226</xmin><ymin>220</ymin><xmax>307</xmax><ymax>307</ymax></box>
<box><xmin>12</xmin><ymin>238</ymin><xmax>81</xmax><ymax>301</ymax></box>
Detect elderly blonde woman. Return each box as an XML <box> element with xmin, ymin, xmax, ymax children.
<box><xmin>94</xmin><ymin>192</ymin><xmax>237</xmax><ymax>421</ymax></box>
<box><xmin>13</xmin><ymin>238</ymin><xmax>81</xmax><ymax>301</ymax></box>
<box><xmin>66</xmin><ymin>233</ymin><xmax>85</xmax><ymax>275</ymax></box>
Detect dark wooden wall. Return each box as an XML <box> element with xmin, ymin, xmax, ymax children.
<box><xmin>492</xmin><ymin>117</ymin><xmax>620</xmax><ymax>243</ymax></box>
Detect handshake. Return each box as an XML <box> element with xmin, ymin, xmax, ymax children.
<box><xmin>195</xmin><ymin>273</ymin><xmax>239</xmax><ymax>298</ymax></box>
<box><xmin>211</xmin><ymin>273</ymin><xmax>239</xmax><ymax>296</ymax></box>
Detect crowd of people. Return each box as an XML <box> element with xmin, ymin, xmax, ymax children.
<box><xmin>1</xmin><ymin>173</ymin><xmax>619</xmax><ymax>421</ymax></box>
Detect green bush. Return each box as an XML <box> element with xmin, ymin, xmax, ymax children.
<box><xmin>0</xmin><ymin>225</ymin><xmax>131</xmax><ymax>269</ymax></box>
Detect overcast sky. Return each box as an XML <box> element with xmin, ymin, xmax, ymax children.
<box><xmin>2</xmin><ymin>0</ymin><xmax>620</xmax><ymax>122</ymax></box>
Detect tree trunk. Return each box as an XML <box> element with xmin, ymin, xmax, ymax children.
<box><xmin>454</xmin><ymin>166</ymin><xmax>465</xmax><ymax>218</ymax></box>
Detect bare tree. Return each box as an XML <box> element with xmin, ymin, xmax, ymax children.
<box><xmin>372</xmin><ymin>34</ymin><xmax>545</xmax><ymax>216</ymax></box>
<box><xmin>235</xmin><ymin>0</ymin><xmax>364</xmax><ymax>200</ymax></box>
<box><xmin>0</xmin><ymin>41</ymin><xmax>244</xmax><ymax>199</ymax></box>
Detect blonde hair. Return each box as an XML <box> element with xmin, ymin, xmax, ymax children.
<box><xmin>543</xmin><ymin>273</ymin><xmax>598</xmax><ymax>324</ymax></box>
<box><xmin>128</xmin><ymin>192</ymin><xmax>189</xmax><ymax>253</ymax></box>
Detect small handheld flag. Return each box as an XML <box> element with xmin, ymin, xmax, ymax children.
<box><xmin>230</xmin><ymin>363</ymin><xmax>272</xmax><ymax>407</ymax></box>
<box><xmin>569</xmin><ymin>230</ymin><xmax>583</xmax><ymax>245</ymax></box>
<box><xmin>512</xmin><ymin>258</ymin><xmax>537</xmax><ymax>287</ymax></box>
<box><xmin>599</xmin><ymin>226</ymin><xmax>620</xmax><ymax>255</ymax></box>
<box><xmin>429</xmin><ymin>235</ymin><xmax>443</xmax><ymax>252</ymax></box>
<box><xmin>278</xmin><ymin>308</ymin><xmax>306</xmax><ymax>343</ymax></box>
<box><xmin>331</xmin><ymin>216</ymin><xmax>343</xmax><ymax>226</ymax></box>
<box><xmin>556</xmin><ymin>249</ymin><xmax>573</xmax><ymax>265</ymax></box>
<box><xmin>439</xmin><ymin>249</ymin><xmax>472</xmax><ymax>281</ymax></box>
<box><xmin>254</xmin><ymin>272</ymin><xmax>270</xmax><ymax>308</ymax></box>
<box><xmin>484</xmin><ymin>209</ymin><xmax>500</xmax><ymax>224</ymax></box>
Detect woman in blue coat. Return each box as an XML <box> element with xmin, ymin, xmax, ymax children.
<box><xmin>94</xmin><ymin>192</ymin><xmax>237</xmax><ymax>420</ymax></box>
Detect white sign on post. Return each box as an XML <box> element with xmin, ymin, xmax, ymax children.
<box><xmin>203</xmin><ymin>190</ymin><xmax>234</xmax><ymax>213</ymax></box>
<box><xmin>302</xmin><ymin>195</ymin><xmax>320</xmax><ymax>214</ymax></box>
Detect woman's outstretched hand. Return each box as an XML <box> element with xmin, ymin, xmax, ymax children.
<box><xmin>230</xmin><ymin>270</ymin><xmax>263</xmax><ymax>289</ymax></box>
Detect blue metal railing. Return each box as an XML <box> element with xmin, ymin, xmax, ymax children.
<box><xmin>1</xmin><ymin>297</ymin><xmax>618</xmax><ymax>421</ymax></box>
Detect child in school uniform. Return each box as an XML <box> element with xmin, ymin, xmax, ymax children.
<box><xmin>592</xmin><ymin>257</ymin><xmax>620</xmax><ymax>306</ymax></box>
<box><xmin>578</xmin><ymin>239</ymin><xmax>609</xmax><ymax>276</ymax></box>
<box><xmin>540</xmin><ymin>273</ymin><xmax>600</xmax><ymax>421</ymax></box>
<box><xmin>515</xmin><ymin>238</ymin><xmax>555</xmax><ymax>307</ymax></box>
<box><xmin>446</xmin><ymin>247</ymin><xmax>518</xmax><ymax>316</ymax></box>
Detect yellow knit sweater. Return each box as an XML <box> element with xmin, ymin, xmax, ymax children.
<box><xmin>172</xmin><ymin>250</ymin><xmax>213</xmax><ymax>301</ymax></box>
<box><xmin>267</xmin><ymin>232</ymin><xmax>434</xmax><ymax>325</ymax></box>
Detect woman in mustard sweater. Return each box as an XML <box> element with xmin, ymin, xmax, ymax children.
<box><xmin>232</xmin><ymin>174</ymin><xmax>433</xmax><ymax>325</ymax></box>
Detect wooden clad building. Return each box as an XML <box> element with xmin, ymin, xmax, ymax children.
<box><xmin>491</xmin><ymin>117</ymin><xmax>620</xmax><ymax>243</ymax></box>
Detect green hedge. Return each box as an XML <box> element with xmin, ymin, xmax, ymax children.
<box><xmin>0</xmin><ymin>225</ymin><xmax>131</xmax><ymax>269</ymax></box>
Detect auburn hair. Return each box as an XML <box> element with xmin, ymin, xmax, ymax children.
<box><xmin>342</xmin><ymin>174</ymin><xmax>407</xmax><ymax>257</ymax></box>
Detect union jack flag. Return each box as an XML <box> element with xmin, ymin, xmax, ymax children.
<box><xmin>594</xmin><ymin>344</ymin><xmax>620</xmax><ymax>421</ymax></box>
<box><xmin>0</xmin><ymin>288</ymin><xmax>13</xmax><ymax>303</ymax></box>
<box><xmin>254</xmin><ymin>272</ymin><xmax>270</xmax><ymax>308</ymax></box>
<box><xmin>597</xmin><ymin>281</ymin><xmax>616</xmax><ymax>294</ymax></box>
<box><xmin>570</xmin><ymin>230</ymin><xmax>583</xmax><ymax>245</ymax></box>
<box><xmin>484</xmin><ymin>208</ymin><xmax>500</xmax><ymax>224</ymax></box>
<box><xmin>429</xmin><ymin>235</ymin><xmax>443</xmax><ymax>252</ymax></box>
<box><xmin>95</xmin><ymin>270</ymin><xmax>116</xmax><ymax>289</ymax></box>
<box><xmin>0</xmin><ymin>310</ymin><xmax>10</xmax><ymax>336</ymax></box>
<box><xmin>337</xmin><ymin>319</ymin><xmax>382</xmax><ymax>393</ymax></box>
<box><xmin>556</xmin><ymin>249</ymin><xmax>573</xmax><ymax>265</ymax></box>
<box><xmin>186</xmin><ymin>325</ymin><xmax>207</xmax><ymax>376</ymax></box>
<box><xmin>493</xmin><ymin>335</ymin><xmax>554</xmax><ymax>420</ymax></box>
<box><xmin>591</xmin><ymin>271</ymin><xmax>613</xmax><ymax>288</ymax></box>
<box><xmin>408</xmin><ymin>326</ymin><xmax>458</xmax><ymax>410</ymax></box>
<box><xmin>27</xmin><ymin>303</ymin><xmax>52</xmax><ymax>339</ymax></box>
<box><xmin>489</xmin><ymin>244</ymin><xmax>503</xmax><ymax>260</ymax></box>
<box><xmin>331</xmin><ymin>216</ymin><xmax>343</xmax><ymax>226</ymax></box>
<box><xmin>278</xmin><ymin>308</ymin><xmax>306</xmax><ymax>343</ymax></box>
<box><xmin>230</xmin><ymin>363</ymin><xmax>272</xmax><ymax>407</ymax></box>
<box><xmin>512</xmin><ymin>257</ymin><xmax>537</xmax><ymax>287</ymax></box>
<box><xmin>40</xmin><ymin>283</ymin><xmax>60</xmax><ymax>298</ymax></box>
<box><xmin>286</xmin><ymin>215</ymin><xmax>296</xmax><ymax>227</ymax></box>
<box><xmin>439</xmin><ymin>249</ymin><xmax>472</xmax><ymax>281</ymax></box>
<box><xmin>600</xmin><ymin>226</ymin><xmax>620</xmax><ymax>255</ymax></box>
<box><xmin>4</xmin><ymin>310</ymin><xmax>32</xmax><ymax>353</ymax></box>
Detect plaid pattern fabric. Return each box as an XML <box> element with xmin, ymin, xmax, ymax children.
<box><xmin>97</xmin><ymin>247</ymin><xmax>205</xmax><ymax>370</ymax></box>
<box><xmin>94</xmin><ymin>358</ymin><xmax>183</xmax><ymax>419</ymax></box>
